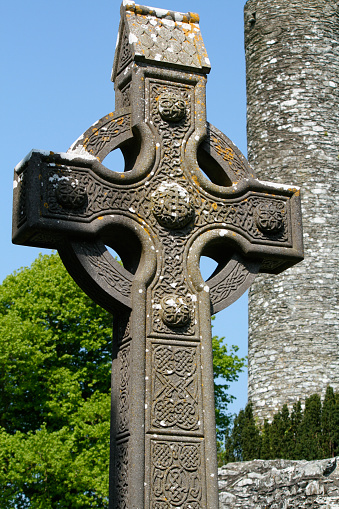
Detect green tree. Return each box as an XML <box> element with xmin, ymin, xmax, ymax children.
<box><xmin>333</xmin><ymin>393</ymin><xmax>339</xmax><ymax>457</ymax></box>
<box><xmin>0</xmin><ymin>253</ymin><xmax>112</xmax><ymax>508</ymax></box>
<box><xmin>269</xmin><ymin>405</ymin><xmax>294</xmax><ymax>459</ymax></box>
<box><xmin>212</xmin><ymin>327</ymin><xmax>246</xmax><ymax>440</ymax></box>
<box><xmin>241</xmin><ymin>402</ymin><xmax>261</xmax><ymax>461</ymax></box>
<box><xmin>260</xmin><ymin>419</ymin><xmax>271</xmax><ymax>459</ymax></box>
<box><xmin>290</xmin><ymin>400</ymin><xmax>303</xmax><ymax>459</ymax></box>
<box><xmin>297</xmin><ymin>394</ymin><xmax>322</xmax><ymax>460</ymax></box>
<box><xmin>222</xmin><ymin>402</ymin><xmax>260</xmax><ymax>463</ymax></box>
<box><xmin>222</xmin><ymin>387</ymin><xmax>339</xmax><ymax>465</ymax></box>
<box><xmin>0</xmin><ymin>253</ymin><xmax>244</xmax><ymax>507</ymax></box>
<box><xmin>321</xmin><ymin>386</ymin><xmax>337</xmax><ymax>458</ymax></box>
<box><xmin>228</xmin><ymin>408</ymin><xmax>245</xmax><ymax>462</ymax></box>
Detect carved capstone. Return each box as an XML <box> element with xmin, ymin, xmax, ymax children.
<box><xmin>12</xmin><ymin>2</ymin><xmax>303</xmax><ymax>508</ymax></box>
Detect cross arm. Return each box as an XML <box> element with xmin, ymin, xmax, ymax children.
<box><xmin>12</xmin><ymin>149</ymin><xmax>128</xmax><ymax>249</ymax></box>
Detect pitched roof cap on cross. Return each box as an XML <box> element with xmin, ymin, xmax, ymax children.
<box><xmin>111</xmin><ymin>0</ymin><xmax>211</xmax><ymax>81</ymax></box>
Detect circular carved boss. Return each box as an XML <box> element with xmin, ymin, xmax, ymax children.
<box><xmin>255</xmin><ymin>201</ymin><xmax>285</xmax><ymax>234</ymax></box>
<box><xmin>151</xmin><ymin>182</ymin><xmax>194</xmax><ymax>230</ymax></box>
<box><xmin>55</xmin><ymin>178</ymin><xmax>87</xmax><ymax>210</ymax></box>
<box><xmin>158</xmin><ymin>91</ymin><xmax>186</xmax><ymax>122</ymax></box>
<box><xmin>160</xmin><ymin>295</ymin><xmax>190</xmax><ymax>328</ymax></box>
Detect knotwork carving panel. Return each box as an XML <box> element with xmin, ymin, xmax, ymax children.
<box><xmin>70</xmin><ymin>111</ymin><xmax>131</xmax><ymax>162</ymax></box>
<box><xmin>115</xmin><ymin>441</ymin><xmax>129</xmax><ymax>509</ymax></box>
<box><xmin>206</xmin><ymin>124</ymin><xmax>252</xmax><ymax>181</ymax></box>
<box><xmin>75</xmin><ymin>242</ymin><xmax>132</xmax><ymax>300</ymax></box>
<box><xmin>194</xmin><ymin>195</ymin><xmax>290</xmax><ymax>243</ymax></box>
<box><xmin>151</xmin><ymin>440</ymin><xmax>203</xmax><ymax>508</ymax></box>
<box><xmin>45</xmin><ymin>167</ymin><xmax>133</xmax><ymax>219</ymax></box>
<box><xmin>150</xmin><ymin>238</ymin><xmax>196</xmax><ymax>336</ymax></box>
<box><xmin>160</xmin><ymin>295</ymin><xmax>190</xmax><ymax>328</ymax></box>
<box><xmin>16</xmin><ymin>169</ymin><xmax>27</xmax><ymax>228</ymax></box>
<box><xmin>116</xmin><ymin>27</ymin><xmax>133</xmax><ymax>76</ymax></box>
<box><xmin>121</xmin><ymin>82</ymin><xmax>131</xmax><ymax>107</ymax></box>
<box><xmin>117</xmin><ymin>345</ymin><xmax>130</xmax><ymax>434</ymax></box>
<box><xmin>151</xmin><ymin>344</ymin><xmax>200</xmax><ymax>431</ymax></box>
<box><xmin>45</xmin><ymin>164</ymin><xmax>290</xmax><ymax>245</ymax></box>
<box><xmin>158</xmin><ymin>92</ymin><xmax>186</xmax><ymax>122</ymax></box>
<box><xmin>117</xmin><ymin>311</ymin><xmax>132</xmax><ymax>345</ymax></box>
<box><xmin>148</xmin><ymin>80</ymin><xmax>193</xmax><ymax>180</ymax></box>
<box><xmin>209</xmin><ymin>262</ymin><xmax>251</xmax><ymax>309</ymax></box>
<box><xmin>147</xmin><ymin>80</ymin><xmax>198</xmax><ymax>336</ymax></box>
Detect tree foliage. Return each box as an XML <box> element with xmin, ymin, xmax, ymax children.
<box><xmin>223</xmin><ymin>387</ymin><xmax>339</xmax><ymax>464</ymax></box>
<box><xmin>0</xmin><ymin>253</ymin><xmax>244</xmax><ymax>507</ymax></box>
<box><xmin>212</xmin><ymin>325</ymin><xmax>245</xmax><ymax>440</ymax></box>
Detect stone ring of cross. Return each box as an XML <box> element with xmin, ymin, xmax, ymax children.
<box><xmin>12</xmin><ymin>100</ymin><xmax>302</xmax><ymax>317</ymax></box>
<box><xmin>54</xmin><ymin>105</ymin><xmax>274</xmax><ymax>316</ymax></box>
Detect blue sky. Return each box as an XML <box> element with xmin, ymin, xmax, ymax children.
<box><xmin>2</xmin><ymin>0</ymin><xmax>248</xmax><ymax>414</ymax></box>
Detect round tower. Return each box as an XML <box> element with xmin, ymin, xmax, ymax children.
<box><xmin>244</xmin><ymin>0</ymin><xmax>339</xmax><ymax>421</ymax></box>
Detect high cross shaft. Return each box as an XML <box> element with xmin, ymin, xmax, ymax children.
<box><xmin>12</xmin><ymin>2</ymin><xmax>303</xmax><ymax>508</ymax></box>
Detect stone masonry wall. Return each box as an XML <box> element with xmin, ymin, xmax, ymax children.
<box><xmin>218</xmin><ymin>458</ymin><xmax>339</xmax><ymax>508</ymax></box>
<box><xmin>244</xmin><ymin>0</ymin><xmax>339</xmax><ymax>421</ymax></box>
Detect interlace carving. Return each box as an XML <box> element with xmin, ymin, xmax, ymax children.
<box><xmin>45</xmin><ymin>164</ymin><xmax>289</xmax><ymax>244</ymax></box>
<box><xmin>194</xmin><ymin>195</ymin><xmax>289</xmax><ymax>243</ymax></box>
<box><xmin>45</xmin><ymin>167</ymin><xmax>132</xmax><ymax>219</ymax></box>
<box><xmin>207</xmin><ymin>124</ymin><xmax>252</xmax><ymax>180</ymax></box>
<box><xmin>149</xmin><ymin>81</ymin><xmax>192</xmax><ymax>179</ymax></box>
<box><xmin>209</xmin><ymin>263</ymin><xmax>249</xmax><ymax>307</ymax></box>
<box><xmin>118</xmin><ymin>311</ymin><xmax>132</xmax><ymax>344</ymax></box>
<box><xmin>117</xmin><ymin>345</ymin><xmax>130</xmax><ymax>434</ymax></box>
<box><xmin>151</xmin><ymin>345</ymin><xmax>199</xmax><ymax>431</ymax></box>
<box><xmin>121</xmin><ymin>83</ymin><xmax>131</xmax><ymax>107</ymax></box>
<box><xmin>116</xmin><ymin>27</ymin><xmax>133</xmax><ymax>76</ymax></box>
<box><xmin>151</xmin><ymin>182</ymin><xmax>194</xmax><ymax>230</ymax></box>
<box><xmin>17</xmin><ymin>169</ymin><xmax>27</xmax><ymax>227</ymax></box>
<box><xmin>160</xmin><ymin>295</ymin><xmax>190</xmax><ymax>328</ymax></box>
<box><xmin>255</xmin><ymin>199</ymin><xmax>285</xmax><ymax>234</ymax></box>
<box><xmin>82</xmin><ymin>113</ymin><xmax>131</xmax><ymax>160</ymax></box>
<box><xmin>147</xmin><ymin>81</ymin><xmax>198</xmax><ymax>335</ymax></box>
<box><xmin>151</xmin><ymin>234</ymin><xmax>196</xmax><ymax>336</ymax></box>
<box><xmin>151</xmin><ymin>440</ymin><xmax>202</xmax><ymax>508</ymax></box>
<box><xmin>115</xmin><ymin>441</ymin><xmax>129</xmax><ymax>509</ymax></box>
<box><xmin>158</xmin><ymin>92</ymin><xmax>186</xmax><ymax>122</ymax></box>
<box><xmin>55</xmin><ymin>178</ymin><xmax>87</xmax><ymax>210</ymax></box>
<box><xmin>75</xmin><ymin>242</ymin><xmax>131</xmax><ymax>299</ymax></box>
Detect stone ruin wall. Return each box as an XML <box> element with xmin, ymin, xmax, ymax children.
<box><xmin>244</xmin><ymin>0</ymin><xmax>339</xmax><ymax>421</ymax></box>
<box><xmin>218</xmin><ymin>457</ymin><xmax>339</xmax><ymax>508</ymax></box>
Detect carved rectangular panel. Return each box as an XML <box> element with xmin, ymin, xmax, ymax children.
<box><xmin>147</xmin><ymin>437</ymin><xmax>205</xmax><ymax>509</ymax></box>
<box><xmin>113</xmin><ymin>440</ymin><xmax>129</xmax><ymax>509</ymax></box>
<box><xmin>148</xmin><ymin>342</ymin><xmax>203</xmax><ymax>434</ymax></box>
<box><xmin>117</xmin><ymin>344</ymin><xmax>130</xmax><ymax>435</ymax></box>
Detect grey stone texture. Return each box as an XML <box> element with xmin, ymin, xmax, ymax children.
<box><xmin>244</xmin><ymin>0</ymin><xmax>339</xmax><ymax>421</ymax></box>
<box><xmin>218</xmin><ymin>458</ymin><xmax>339</xmax><ymax>508</ymax></box>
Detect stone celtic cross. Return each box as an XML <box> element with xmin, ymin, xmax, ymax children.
<box><xmin>12</xmin><ymin>2</ymin><xmax>303</xmax><ymax>508</ymax></box>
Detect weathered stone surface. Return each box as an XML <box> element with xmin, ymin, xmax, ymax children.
<box><xmin>244</xmin><ymin>0</ymin><xmax>339</xmax><ymax>422</ymax></box>
<box><xmin>218</xmin><ymin>458</ymin><xmax>339</xmax><ymax>508</ymax></box>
